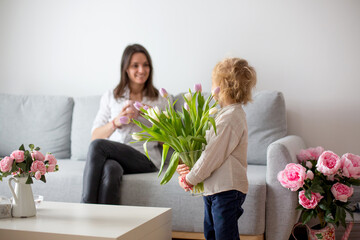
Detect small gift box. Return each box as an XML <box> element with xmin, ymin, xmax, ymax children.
<box><xmin>0</xmin><ymin>196</ymin><xmax>12</xmax><ymax>218</ymax></box>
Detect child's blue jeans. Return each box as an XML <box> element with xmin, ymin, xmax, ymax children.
<box><xmin>203</xmin><ymin>190</ymin><xmax>246</xmax><ymax>240</ymax></box>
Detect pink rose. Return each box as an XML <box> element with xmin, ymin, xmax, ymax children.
<box><xmin>277</xmin><ymin>163</ymin><xmax>307</xmax><ymax>191</ymax></box>
<box><xmin>10</xmin><ymin>150</ymin><xmax>25</xmax><ymax>163</ymax></box>
<box><xmin>341</xmin><ymin>153</ymin><xmax>360</xmax><ymax>179</ymax></box>
<box><xmin>34</xmin><ymin>171</ymin><xmax>42</xmax><ymax>180</ymax></box>
<box><xmin>0</xmin><ymin>156</ymin><xmax>14</xmax><ymax>172</ymax></box>
<box><xmin>306</xmin><ymin>170</ymin><xmax>314</xmax><ymax>180</ymax></box>
<box><xmin>31</xmin><ymin>160</ymin><xmax>46</xmax><ymax>175</ymax></box>
<box><xmin>316</xmin><ymin>151</ymin><xmax>341</xmax><ymax>176</ymax></box>
<box><xmin>31</xmin><ymin>151</ymin><xmax>45</xmax><ymax>161</ymax></box>
<box><xmin>299</xmin><ymin>190</ymin><xmax>323</xmax><ymax>209</ymax></box>
<box><xmin>331</xmin><ymin>183</ymin><xmax>354</xmax><ymax>202</ymax></box>
<box><xmin>297</xmin><ymin>147</ymin><xmax>324</xmax><ymax>162</ymax></box>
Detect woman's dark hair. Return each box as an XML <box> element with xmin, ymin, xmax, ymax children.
<box><xmin>113</xmin><ymin>44</ymin><xmax>159</xmax><ymax>99</ymax></box>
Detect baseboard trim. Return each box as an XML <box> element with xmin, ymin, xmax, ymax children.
<box><xmin>172</xmin><ymin>231</ymin><xmax>264</xmax><ymax>240</ymax></box>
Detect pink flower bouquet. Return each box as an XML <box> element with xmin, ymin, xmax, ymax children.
<box><xmin>278</xmin><ymin>147</ymin><xmax>360</xmax><ymax>228</ymax></box>
<box><xmin>0</xmin><ymin>144</ymin><xmax>59</xmax><ymax>184</ymax></box>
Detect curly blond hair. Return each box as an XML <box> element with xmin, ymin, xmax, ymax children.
<box><xmin>212</xmin><ymin>58</ymin><xmax>257</xmax><ymax>105</ymax></box>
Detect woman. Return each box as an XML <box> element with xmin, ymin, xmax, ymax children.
<box><xmin>81</xmin><ymin>44</ymin><xmax>167</xmax><ymax>204</ymax></box>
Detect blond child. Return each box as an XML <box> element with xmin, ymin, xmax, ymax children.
<box><xmin>177</xmin><ymin>58</ymin><xmax>257</xmax><ymax>240</ymax></box>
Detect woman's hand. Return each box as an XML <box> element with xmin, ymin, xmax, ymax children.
<box><xmin>113</xmin><ymin>102</ymin><xmax>137</xmax><ymax>127</ymax></box>
<box><xmin>176</xmin><ymin>164</ymin><xmax>190</xmax><ymax>176</ymax></box>
<box><xmin>91</xmin><ymin>102</ymin><xmax>137</xmax><ymax>140</ymax></box>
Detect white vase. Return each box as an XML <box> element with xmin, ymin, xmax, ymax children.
<box><xmin>8</xmin><ymin>176</ymin><xmax>36</xmax><ymax>218</ymax></box>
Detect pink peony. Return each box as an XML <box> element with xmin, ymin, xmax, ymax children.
<box><xmin>45</xmin><ymin>154</ymin><xmax>57</xmax><ymax>172</ymax></box>
<box><xmin>298</xmin><ymin>190</ymin><xmax>323</xmax><ymax>209</ymax></box>
<box><xmin>45</xmin><ymin>154</ymin><xmax>57</xmax><ymax>165</ymax></box>
<box><xmin>341</xmin><ymin>153</ymin><xmax>360</xmax><ymax>179</ymax></box>
<box><xmin>35</xmin><ymin>171</ymin><xmax>42</xmax><ymax>180</ymax></box>
<box><xmin>316</xmin><ymin>151</ymin><xmax>341</xmax><ymax>176</ymax></box>
<box><xmin>277</xmin><ymin>163</ymin><xmax>307</xmax><ymax>191</ymax></box>
<box><xmin>0</xmin><ymin>156</ymin><xmax>14</xmax><ymax>172</ymax></box>
<box><xmin>10</xmin><ymin>150</ymin><xmax>25</xmax><ymax>163</ymax></box>
<box><xmin>327</xmin><ymin>175</ymin><xmax>335</xmax><ymax>181</ymax></box>
<box><xmin>31</xmin><ymin>160</ymin><xmax>46</xmax><ymax>175</ymax></box>
<box><xmin>306</xmin><ymin>170</ymin><xmax>314</xmax><ymax>180</ymax></box>
<box><xmin>331</xmin><ymin>183</ymin><xmax>354</xmax><ymax>202</ymax></box>
<box><xmin>47</xmin><ymin>165</ymin><xmax>56</xmax><ymax>172</ymax></box>
<box><xmin>306</xmin><ymin>161</ymin><xmax>313</xmax><ymax>169</ymax></box>
<box><xmin>31</xmin><ymin>151</ymin><xmax>45</xmax><ymax>161</ymax></box>
<box><xmin>297</xmin><ymin>147</ymin><xmax>325</xmax><ymax>162</ymax></box>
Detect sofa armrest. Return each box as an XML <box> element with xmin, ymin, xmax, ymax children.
<box><xmin>265</xmin><ymin>135</ymin><xmax>306</xmax><ymax>240</ymax></box>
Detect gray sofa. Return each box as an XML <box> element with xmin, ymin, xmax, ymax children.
<box><xmin>0</xmin><ymin>91</ymin><xmax>306</xmax><ymax>240</ymax></box>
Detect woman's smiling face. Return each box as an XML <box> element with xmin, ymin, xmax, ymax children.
<box><xmin>126</xmin><ymin>52</ymin><xmax>150</xmax><ymax>86</ymax></box>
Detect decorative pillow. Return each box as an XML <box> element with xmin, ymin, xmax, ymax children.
<box><xmin>244</xmin><ymin>91</ymin><xmax>287</xmax><ymax>165</ymax></box>
<box><xmin>0</xmin><ymin>94</ymin><xmax>74</xmax><ymax>159</ymax></box>
<box><xmin>70</xmin><ymin>96</ymin><xmax>101</xmax><ymax>160</ymax></box>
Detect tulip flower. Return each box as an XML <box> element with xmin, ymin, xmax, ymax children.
<box><xmin>212</xmin><ymin>87</ymin><xmax>220</xmax><ymax>97</ymax></box>
<box><xmin>159</xmin><ymin>88</ymin><xmax>168</xmax><ymax>98</ymax></box>
<box><xmin>119</xmin><ymin>116</ymin><xmax>130</xmax><ymax>125</ymax></box>
<box><xmin>148</xmin><ymin>107</ymin><xmax>160</xmax><ymax>122</ymax></box>
<box><xmin>143</xmin><ymin>105</ymin><xmax>150</xmax><ymax>111</ymax></box>
<box><xmin>194</xmin><ymin>83</ymin><xmax>202</xmax><ymax>92</ymax></box>
<box><xmin>209</xmin><ymin>107</ymin><xmax>218</xmax><ymax>115</ymax></box>
<box><xmin>133</xmin><ymin>101</ymin><xmax>143</xmax><ymax>111</ymax></box>
<box><xmin>163</xmin><ymin>111</ymin><xmax>169</xmax><ymax>118</ymax></box>
<box><xmin>132</xmin><ymin>133</ymin><xmax>143</xmax><ymax>141</ymax></box>
<box><xmin>184</xmin><ymin>93</ymin><xmax>192</xmax><ymax>102</ymax></box>
<box><xmin>184</xmin><ymin>103</ymin><xmax>190</xmax><ymax>111</ymax></box>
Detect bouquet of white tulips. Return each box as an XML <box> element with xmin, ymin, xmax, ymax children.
<box><xmin>132</xmin><ymin>84</ymin><xmax>219</xmax><ymax>193</ymax></box>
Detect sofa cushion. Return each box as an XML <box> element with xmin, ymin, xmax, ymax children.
<box><xmin>0</xmin><ymin>94</ymin><xmax>73</xmax><ymax>158</ymax></box>
<box><xmin>120</xmin><ymin>164</ymin><xmax>266</xmax><ymax>234</ymax></box>
<box><xmin>244</xmin><ymin>91</ymin><xmax>287</xmax><ymax>165</ymax></box>
<box><xmin>71</xmin><ymin>96</ymin><xmax>101</xmax><ymax>160</ymax></box>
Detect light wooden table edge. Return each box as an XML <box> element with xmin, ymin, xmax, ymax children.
<box><xmin>172</xmin><ymin>231</ymin><xmax>264</xmax><ymax>240</ymax></box>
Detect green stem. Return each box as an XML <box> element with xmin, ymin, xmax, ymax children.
<box><xmin>318</xmin><ymin>212</ymin><xmax>326</xmax><ymax>228</ymax></box>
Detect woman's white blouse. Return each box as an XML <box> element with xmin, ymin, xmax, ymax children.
<box><xmin>91</xmin><ymin>87</ymin><xmax>168</xmax><ymax>168</ymax></box>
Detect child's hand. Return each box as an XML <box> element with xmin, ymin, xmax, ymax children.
<box><xmin>176</xmin><ymin>164</ymin><xmax>190</xmax><ymax>176</ymax></box>
<box><xmin>178</xmin><ymin>175</ymin><xmax>193</xmax><ymax>192</ymax></box>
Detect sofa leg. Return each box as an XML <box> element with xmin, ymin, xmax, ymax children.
<box><xmin>171</xmin><ymin>231</ymin><xmax>264</xmax><ymax>240</ymax></box>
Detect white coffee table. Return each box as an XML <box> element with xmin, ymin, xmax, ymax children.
<box><xmin>0</xmin><ymin>201</ymin><xmax>172</xmax><ymax>240</ymax></box>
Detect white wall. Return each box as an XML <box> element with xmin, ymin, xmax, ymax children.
<box><xmin>1</xmin><ymin>0</ymin><xmax>359</xmax><ymax>155</ymax></box>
